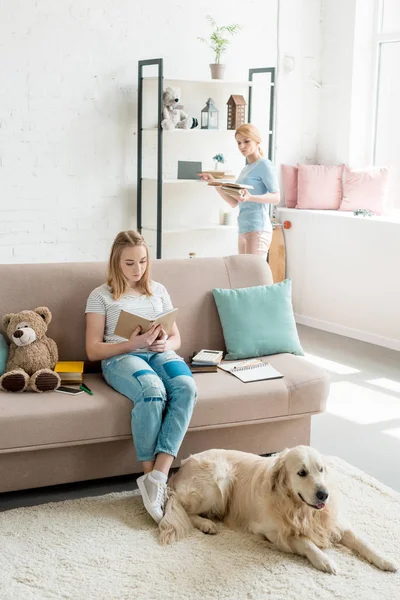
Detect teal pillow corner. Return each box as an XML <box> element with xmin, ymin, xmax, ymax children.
<box><xmin>212</xmin><ymin>279</ymin><xmax>304</xmax><ymax>360</ymax></box>
<box><xmin>0</xmin><ymin>333</ymin><xmax>9</xmax><ymax>376</ymax></box>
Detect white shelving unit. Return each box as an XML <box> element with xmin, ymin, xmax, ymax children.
<box><xmin>137</xmin><ymin>59</ymin><xmax>275</xmax><ymax>259</ymax></box>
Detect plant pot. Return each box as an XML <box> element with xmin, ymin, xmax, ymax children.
<box><xmin>210</xmin><ymin>64</ymin><xmax>225</xmax><ymax>80</ymax></box>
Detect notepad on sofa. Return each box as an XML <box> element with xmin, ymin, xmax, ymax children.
<box><xmin>114</xmin><ymin>308</ymin><xmax>178</xmax><ymax>340</ymax></box>
<box><xmin>218</xmin><ymin>359</ymin><xmax>283</xmax><ymax>383</ymax></box>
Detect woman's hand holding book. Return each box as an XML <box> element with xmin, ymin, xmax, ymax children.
<box><xmin>127</xmin><ymin>324</ymin><xmax>162</xmax><ymax>351</ymax></box>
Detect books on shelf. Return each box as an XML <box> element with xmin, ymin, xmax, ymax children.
<box><xmin>200</xmin><ymin>171</ymin><xmax>235</xmax><ymax>180</ymax></box>
<box><xmin>55</xmin><ymin>361</ymin><xmax>84</xmax><ymax>385</ymax></box>
<box><xmin>218</xmin><ymin>359</ymin><xmax>283</xmax><ymax>383</ymax></box>
<box><xmin>114</xmin><ymin>308</ymin><xmax>178</xmax><ymax>340</ymax></box>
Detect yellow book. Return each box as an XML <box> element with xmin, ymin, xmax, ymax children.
<box><xmin>55</xmin><ymin>361</ymin><xmax>84</xmax><ymax>374</ymax></box>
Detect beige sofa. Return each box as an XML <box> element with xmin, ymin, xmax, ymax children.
<box><xmin>0</xmin><ymin>255</ymin><xmax>329</xmax><ymax>493</ymax></box>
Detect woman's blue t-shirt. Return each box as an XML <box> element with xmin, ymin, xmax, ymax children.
<box><xmin>235</xmin><ymin>158</ymin><xmax>279</xmax><ymax>234</ymax></box>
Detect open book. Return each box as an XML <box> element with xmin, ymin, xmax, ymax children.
<box><xmin>218</xmin><ymin>359</ymin><xmax>283</xmax><ymax>383</ymax></box>
<box><xmin>208</xmin><ymin>181</ymin><xmax>254</xmax><ymax>200</ymax></box>
<box><xmin>114</xmin><ymin>308</ymin><xmax>178</xmax><ymax>340</ymax></box>
<box><xmin>207</xmin><ymin>182</ymin><xmax>254</xmax><ymax>190</ymax></box>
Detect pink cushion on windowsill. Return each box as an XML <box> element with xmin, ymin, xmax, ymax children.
<box><xmin>281</xmin><ymin>164</ymin><xmax>298</xmax><ymax>208</ymax></box>
<box><xmin>296</xmin><ymin>164</ymin><xmax>344</xmax><ymax>210</ymax></box>
<box><xmin>339</xmin><ymin>167</ymin><xmax>389</xmax><ymax>215</ymax></box>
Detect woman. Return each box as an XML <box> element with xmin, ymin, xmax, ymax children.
<box><xmin>85</xmin><ymin>230</ymin><xmax>197</xmax><ymax>524</ymax></box>
<box><xmin>201</xmin><ymin>123</ymin><xmax>280</xmax><ymax>259</ymax></box>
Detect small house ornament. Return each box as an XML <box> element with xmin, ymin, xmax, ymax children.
<box><xmin>226</xmin><ymin>95</ymin><xmax>247</xmax><ymax>129</ymax></box>
<box><xmin>201</xmin><ymin>98</ymin><xmax>219</xmax><ymax>129</ymax></box>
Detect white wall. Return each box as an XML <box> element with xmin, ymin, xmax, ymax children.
<box><xmin>279</xmin><ymin>0</ymin><xmax>400</xmax><ymax>349</ymax></box>
<box><xmin>275</xmin><ymin>0</ymin><xmax>322</xmax><ymax>166</ymax></box>
<box><xmin>278</xmin><ymin>208</ymin><xmax>400</xmax><ymax>349</ymax></box>
<box><xmin>0</xmin><ymin>0</ymin><xmax>324</xmax><ymax>263</ymax></box>
<box><xmin>317</xmin><ymin>0</ymin><xmax>377</xmax><ymax>165</ymax></box>
<box><xmin>0</xmin><ymin>0</ymin><xmax>284</xmax><ymax>263</ymax></box>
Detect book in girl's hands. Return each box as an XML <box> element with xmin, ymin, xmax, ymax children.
<box><xmin>114</xmin><ymin>308</ymin><xmax>178</xmax><ymax>340</ymax></box>
<box><xmin>218</xmin><ymin>359</ymin><xmax>283</xmax><ymax>383</ymax></box>
<box><xmin>207</xmin><ymin>181</ymin><xmax>254</xmax><ymax>190</ymax></box>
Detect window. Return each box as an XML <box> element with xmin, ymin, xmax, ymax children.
<box><xmin>374</xmin><ymin>0</ymin><xmax>400</xmax><ymax>210</ymax></box>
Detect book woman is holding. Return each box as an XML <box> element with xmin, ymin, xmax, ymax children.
<box><xmin>201</xmin><ymin>123</ymin><xmax>280</xmax><ymax>259</ymax></box>
<box><xmin>85</xmin><ymin>230</ymin><xmax>197</xmax><ymax>524</ymax></box>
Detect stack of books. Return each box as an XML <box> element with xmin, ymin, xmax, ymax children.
<box><xmin>55</xmin><ymin>361</ymin><xmax>84</xmax><ymax>385</ymax></box>
<box><xmin>190</xmin><ymin>350</ymin><xmax>223</xmax><ymax>373</ymax></box>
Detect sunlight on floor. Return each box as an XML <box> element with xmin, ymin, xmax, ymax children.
<box><xmin>367</xmin><ymin>378</ymin><xmax>400</xmax><ymax>394</ymax></box>
<box><xmin>303</xmin><ymin>353</ymin><xmax>360</xmax><ymax>375</ymax></box>
<box><xmin>327</xmin><ymin>381</ymin><xmax>400</xmax><ymax>425</ymax></box>
<box><xmin>383</xmin><ymin>428</ymin><xmax>400</xmax><ymax>440</ymax></box>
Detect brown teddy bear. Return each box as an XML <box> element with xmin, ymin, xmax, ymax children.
<box><xmin>0</xmin><ymin>307</ymin><xmax>61</xmax><ymax>393</ymax></box>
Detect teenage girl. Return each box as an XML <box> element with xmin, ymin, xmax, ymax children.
<box><xmin>85</xmin><ymin>230</ymin><xmax>197</xmax><ymax>523</ymax></box>
<box><xmin>201</xmin><ymin>123</ymin><xmax>280</xmax><ymax>259</ymax></box>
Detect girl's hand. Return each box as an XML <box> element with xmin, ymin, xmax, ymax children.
<box><xmin>238</xmin><ymin>189</ymin><xmax>251</xmax><ymax>202</ymax></box>
<box><xmin>148</xmin><ymin>328</ymin><xmax>169</xmax><ymax>353</ymax></box>
<box><xmin>198</xmin><ymin>172</ymin><xmax>215</xmax><ymax>183</ymax></box>
<box><xmin>127</xmin><ymin>324</ymin><xmax>162</xmax><ymax>351</ymax></box>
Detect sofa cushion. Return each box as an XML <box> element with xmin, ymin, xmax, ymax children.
<box><xmin>0</xmin><ymin>355</ymin><xmax>328</xmax><ymax>451</ymax></box>
<box><xmin>296</xmin><ymin>164</ymin><xmax>344</xmax><ymax>210</ymax></box>
<box><xmin>281</xmin><ymin>164</ymin><xmax>298</xmax><ymax>208</ymax></box>
<box><xmin>0</xmin><ymin>334</ymin><xmax>8</xmax><ymax>376</ymax></box>
<box><xmin>213</xmin><ymin>280</ymin><xmax>304</xmax><ymax>360</ymax></box>
<box><xmin>339</xmin><ymin>166</ymin><xmax>389</xmax><ymax>214</ymax></box>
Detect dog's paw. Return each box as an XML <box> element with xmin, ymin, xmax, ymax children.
<box><xmin>199</xmin><ymin>520</ymin><xmax>217</xmax><ymax>535</ymax></box>
<box><xmin>374</xmin><ymin>557</ymin><xmax>397</xmax><ymax>572</ymax></box>
<box><xmin>312</xmin><ymin>554</ymin><xmax>338</xmax><ymax>574</ymax></box>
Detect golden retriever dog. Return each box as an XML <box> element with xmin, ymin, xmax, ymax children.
<box><xmin>159</xmin><ymin>446</ymin><xmax>397</xmax><ymax>574</ymax></box>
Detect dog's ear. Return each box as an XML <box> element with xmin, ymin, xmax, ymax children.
<box><xmin>271</xmin><ymin>450</ymin><xmax>289</xmax><ymax>493</ymax></box>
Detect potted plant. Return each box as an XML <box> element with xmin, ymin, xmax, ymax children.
<box><xmin>198</xmin><ymin>15</ymin><xmax>241</xmax><ymax>80</ymax></box>
<box><xmin>213</xmin><ymin>153</ymin><xmax>225</xmax><ymax>171</ymax></box>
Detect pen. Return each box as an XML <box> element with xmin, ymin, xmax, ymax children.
<box><xmin>80</xmin><ymin>383</ymin><xmax>94</xmax><ymax>396</ymax></box>
<box><xmin>232</xmin><ymin>360</ymin><xmax>260</xmax><ymax>371</ymax></box>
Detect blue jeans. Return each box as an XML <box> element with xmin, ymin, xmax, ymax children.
<box><xmin>102</xmin><ymin>350</ymin><xmax>197</xmax><ymax>462</ymax></box>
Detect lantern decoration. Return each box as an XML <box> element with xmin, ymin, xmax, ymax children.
<box><xmin>201</xmin><ymin>98</ymin><xmax>219</xmax><ymax>129</ymax></box>
<box><xmin>226</xmin><ymin>95</ymin><xmax>247</xmax><ymax>130</ymax></box>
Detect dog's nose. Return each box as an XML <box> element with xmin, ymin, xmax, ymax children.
<box><xmin>174</xmin><ymin>98</ymin><xmax>179</xmax><ymax>102</ymax></box>
<box><xmin>316</xmin><ymin>490</ymin><xmax>329</xmax><ymax>502</ymax></box>
<box><xmin>13</xmin><ymin>330</ymin><xmax>24</xmax><ymax>338</ymax></box>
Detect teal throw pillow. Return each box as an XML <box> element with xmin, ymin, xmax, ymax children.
<box><xmin>0</xmin><ymin>333</ymin><xmax>9</xmax><ymax>376</ymax></box>
<box><xmin>213</xmin><ymin>279</ymin><xmax>303</xmax><ymax>360</ymax></box>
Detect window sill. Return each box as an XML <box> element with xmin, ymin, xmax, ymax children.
<box><xmin>276</xmin><ymin>207</ymin><xmax>400</xmax><ymax>225</ymax></box>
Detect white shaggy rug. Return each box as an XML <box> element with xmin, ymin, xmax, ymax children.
<box><xmin>1</xmin><ymin>457</ymin><xmax>399</xmax><ymax>600</ymax></box>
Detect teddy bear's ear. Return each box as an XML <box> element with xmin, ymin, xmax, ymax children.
<box><xmin>2</xmin><ymin>313</ymin><xmax>14</xmax><ymax>330</ymax></box>
<box><xmin>34</xmin><ymin>306</ymin><xmax>52</xmax><ymax>325</ymax></box>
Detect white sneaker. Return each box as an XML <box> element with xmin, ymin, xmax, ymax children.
<box><xmin>137</xmin><ymin>473</ymin><xmax>167</xmax><ymax>524</ymax></box>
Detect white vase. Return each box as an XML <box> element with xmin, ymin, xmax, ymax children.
<box><xmin>222</xmin><ymin>212</ymin><xmax>235</xmax><ymax>226</ymax></box>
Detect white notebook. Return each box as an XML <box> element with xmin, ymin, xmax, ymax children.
<box><xmin>218</xmin><ymin>359</ymin><xmax>284</xmax><ymax>383</ymax></box>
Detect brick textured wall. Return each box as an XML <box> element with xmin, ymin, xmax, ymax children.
<box><xmin>0</xmin><ymin>0</ymin><xmax>320</xmax><ymax>263</ymax></box>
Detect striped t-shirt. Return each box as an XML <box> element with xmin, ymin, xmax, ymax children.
<box><xmin>85</xmin><ymin>281</ymin><xmax>173</xmax><ymax>344</ymax></box>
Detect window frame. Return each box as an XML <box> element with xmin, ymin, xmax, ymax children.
<box><xmin>372</xmin><ymin>0</ymin><xmax>400</xmax><ymax>165</ymax></box>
